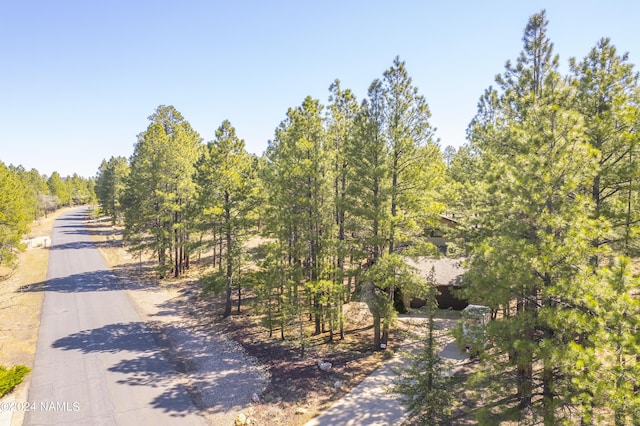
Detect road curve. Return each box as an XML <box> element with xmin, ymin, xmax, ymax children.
<box><xmin>25</xmin><ymin>208</ymin><xmax>204</xmax><ymax>425</ymax></box>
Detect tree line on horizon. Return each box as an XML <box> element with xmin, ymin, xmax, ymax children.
<box><xmin>0</xmin><ymin>164</ymin><xmax>94</xmax><ymax>269</ymax></box>
<box><xmin>92</xmin><ymin>9</ymin><xmax>640</xmax><ymax>424</ymax></box>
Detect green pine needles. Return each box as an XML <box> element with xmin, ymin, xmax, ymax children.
<box><xmin>393</xmin><ymin>312</ymin><xmax>454</xmax><ymax>425</ymax></box>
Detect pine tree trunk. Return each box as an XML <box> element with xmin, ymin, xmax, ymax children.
<box><xmin>237</xmin><ymin>261</ymin><xmax>241</xmax><ymax>314</ymax></box>
<box><xmin>328</xmin><ymin>301</ymin><xmax>334</xmax><ymax>342</ymax></box>
<box><xmin>314</xmin><ymin>296</ymin><xmax>321</xmax><ymax>335</ymax></box>
<box><xmin>218</xmin><ymin>233</ymin><xmax>223</xmax><ymax>273</ymax></box>
<box><xmin>224</xmin><ymin>194</ymin><xmax>232</xmax><ymax>318</ymax></box>
<box><xmin>339</xmin><ymin>300</ymin><xmax>344</xmax><ymax>340</ymax></box>
<box><xmin>543</xmin><ymin>358</ymin><xmax>554</xmax><ymax>425</ymax></box>
<box><xmin>373</xmin><ymin>314</ymin><xmax>381</xmax><ymax>351</ymax></box>
<box><xmin>516</xmin><ymin>294</ymin><xmax>532</xmax><ymax>408</ymax></box>
<box><xmin>212</xmin><ymin>229</ymin><xmax>217</xmax><ymax>268</ymax></box>
<box><xmin>381</xmin><ymin>322</ymin><xmax>389</xmax><ymax>348</ymax></box>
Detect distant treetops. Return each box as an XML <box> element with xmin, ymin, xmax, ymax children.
<box><xmin>0</xmin><ymin>162</ymin><xmax>94</xmax><ymax>269</ymax></box>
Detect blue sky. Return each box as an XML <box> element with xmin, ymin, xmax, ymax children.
<box><xmin>2</xmin><ymin>1</ymin><xmax>639</xmax><ymax>178</ymax></box>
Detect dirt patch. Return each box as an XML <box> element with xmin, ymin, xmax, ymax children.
<box><xmin>217</xmin><ymin>313</ymin><xmax>390</xmax><ymax>425</ymax></box>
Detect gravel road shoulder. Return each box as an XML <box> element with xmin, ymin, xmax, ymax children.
<box><xmin>123</xmin><ymin>281</ymin><xmax>270</xmax><ymax>425</ymax></box>
<box><xmin>87</xmin><ymin>216</ymin><xmax>270</xmax><ymax>425</ymax></box>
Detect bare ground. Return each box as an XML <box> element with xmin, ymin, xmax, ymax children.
<box><xmin>88</xmin><ymin>220</ymin><xmax>396</xmax><ymax>425</ymax></box>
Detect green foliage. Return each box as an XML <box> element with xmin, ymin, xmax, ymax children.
<box><xmin>0</xmin><ymin>364</ymin><xmax>30</xmax><ymax>397</ymax></box>
<box><xmin>66</xmin><ymin>173</ymin><xmax>95</xmax><ymax>205</ymax></box>
<box><xmin>364</xmin><ymin>253</ymin><xmax>432</xmax><ymax>350</ymax></box>
<box><xmin>0</xmin><ymin>162</ymin><xmax>30</xmax><ymax>268</ymax></box>
<box><xmin>264</xmin><ymin>96</ymin><xmax>333</xmax><ymax>340</ymax></box>
<box><xmin>47</xmin><ymin>171</ymin><xmax>68</xmax><ymax>207</ymax></box>
<box><xmin>570</xmin><ymin>37</ymin><xmax>640</xmax><ymax>257</ymax></box>
<box><xmin>348</xmin><ymin>57</ymin><xmax>445</xmax><ymax>261</ymax></box>
<box><xmin>194</xmin><ymin>120</ymin><xmax>255</xmax><ymax>316</ymax></box>
<box><xmin>122</xmin><ymin>105</ymin><xmax>202</xmax><ymax>278</ymax></box>
<box><xmin>8</xmin><ymin>165</ymin><xmax>49</xmax><ymax>220</ymax></box>
<box><xmin>95</xmin><ymin>156</ymin><xmax>129</xmax><ymax>222</ymax></box>
<box><xmin>201</xmin><ymin>270</ymin><xmax>227</xmax><ymax>296</ymax></box>
<box><xmin>45</xmin><ymin>171</ymin><xmax>94</xmax><ymax>208</ymax></box>
<box><xmin>344</xmin><ymin>57</ymin><xmax>445</xmax><ymax>349</ymax></box>
<box><xmin>461</xmin><ymin>9</ymin><xmax>640</xmax><ymax>424</ymax></box>
<box><xmin>326</xmin><ymin>80</ymin><xmax>360</xmax><ymax>341</ymax></box>
<box><xmin>584</xmin><ymin>257</ymin><xmax>640</xmax><ymax>424</ymax></box>
<box><xmin>393</xmin><ymin>314</ymin><xmax>453</xmax><ymax>425</ymax></box>
<box><xmin>250</xmin><ymin>242</ymin><xmax>297</xmax><ymax>340</ymax></box>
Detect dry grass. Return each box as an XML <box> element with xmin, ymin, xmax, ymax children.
<box><xmin>0</xmin><ymin>207</ymin><xmax>75</xmax><ymax>369</ymax></box>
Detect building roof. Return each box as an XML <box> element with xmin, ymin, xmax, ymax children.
<box><xmin>439</xmin><ymin>213</ymin><xmax>459</xmax><ymax>225</ymax></box>
<box><xmin>405</xmin><ymin>257</ymin><xmax>466</xmax><ymax>287</ymax></box>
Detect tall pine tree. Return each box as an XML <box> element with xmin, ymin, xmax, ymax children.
<box><xmin>123</xmin><ymin>105</ymin><xmax>202</xmax><ymax>278</ymax></box>
<box><xmin>347</xmin><ymin>58</ymin><xmax>444</xmax><ymax>350</ymax></box>
<box><xmin>463</xmin><ymin>11</ymin><xmax>605</xmax><ymax>423</ymax></box>
<box><xmin>194</xmin><ymin>120</ymin><xmax>254</xmax><ymax>317</ymax></box>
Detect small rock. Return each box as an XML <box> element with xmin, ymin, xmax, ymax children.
<box><xmin>317</xmin><ymin>360</ymin><xmax>332</xmax><ymax>372</ymax></box>
<box><xmin>234</xmin><ymin>413</ymin><xmax>247</xmax><ymax>426</ymax></box>
<box><xmin>252</xmin><ymin>392</ymin><xmax>260</xmax><ymax>403</ymax></box>
<box><xmin>334</xmin><ymin>380</ymin><xmax>343</xmax><ymax>389</ymax></box>
<box><xmin>295</xmin><ymin>407</ymin><xmax>308</xmax><ymax>415</ymax></box>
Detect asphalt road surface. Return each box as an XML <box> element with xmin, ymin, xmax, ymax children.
<box><xmin>25</xmin><ymin>208</ymin><xmax>204</xmax><ymax>425</ymax></box>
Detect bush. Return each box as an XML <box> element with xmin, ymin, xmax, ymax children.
<box><xmin>0</xmin><ymin>364</ymin><xmax>31</xmax><ymax>397</ymax></box>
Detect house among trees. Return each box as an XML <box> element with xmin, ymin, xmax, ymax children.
<box><xmin>405</xmin><ymin>257</ymin><xmax>468</xmax><ymax>310</ymax></box>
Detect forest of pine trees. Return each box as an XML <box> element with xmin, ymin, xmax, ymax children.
<box><xmin>0</xmin><ymin>8</ymin><xmax>627</xmax><ymax>423</ymax></box>
<box><xmin>0</xmin><ymin>162</ymin><xmax>94</xmax><ymax>269</ymax></box>
<box><xmin>457</xmin><ymin>10</ymin><xmax>640</xmax><ymax>424</ymax></box>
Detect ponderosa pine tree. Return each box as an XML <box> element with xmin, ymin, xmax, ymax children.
<box><xmin>66</xmin><ymin>173</ymin><xmax>95</xmax><ymax>205</ymax></box>
<box><xmin>264</xmin><ymin>96</ymin><xmax>331</xmax><ymax>352</ymax></box>
<box><xmin>591</xmin><ymin>257</ymin><xmax>640</xmax><ymax>424</ymax></box>
<box><xmin>9</xmin><ymin>165</ymin><xmax>49</xmax><ymax>220</ymax></box>
<box><xmin>123</xmin><ymin>105</ymin><xmax>201</xmax><ymax>278</ymax></box>
<box><xmin>194</xmin><ymin>120</ymin><xmax>254</xmax><ymax>317</ymax></box>
<box><xmin>570</xmin><ymin>38</ymin><xmax>640</xmax><ymax>258</ymax></box>
<box><xmin>347</xmin><ymin>58</ymin><xmax>444</xmax><ymax>350</ymax></box>
<box><xmin>47</xmin><ymin>171</ymin><xmax>69</xmax><ymax>207</ymax></box>
<box><xmin>250</xmin><ymin>241</ymin><xmax>289</xmax><ymax>339</ymax></box>
<box><xmin>96</xmin><ymin>156</ymin><xmax>129</xmax><ymax>223</ymax></box>
<box><xmin>0</xmin><ymin>162</ymin><xmax>30</xmax><ymax>269</ymax></box>
<box><xmin>393</xmin><ymin>269</ymin><xmax>452</xmax><ymax>425</ymax></box>
<box><xmin>326</xmin><ymin>79</ymin><xmax>360</xmax><ymax>340</ymax></box>
<box><xmin>463</xmin><ymin>11</ymin><xmax>606</xmax><ymax>424</ymax></box>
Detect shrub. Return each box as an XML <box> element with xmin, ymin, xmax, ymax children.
<box><xmin>0</xmin><ymin>365</ymin><xmax>31</xmax><ymax>397</ymax></box>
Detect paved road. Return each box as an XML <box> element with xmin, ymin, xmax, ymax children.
<box><xmin>24</xmin><ymin>208</ymin><xmax>204</xmax><ymax>425</ymax></box>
